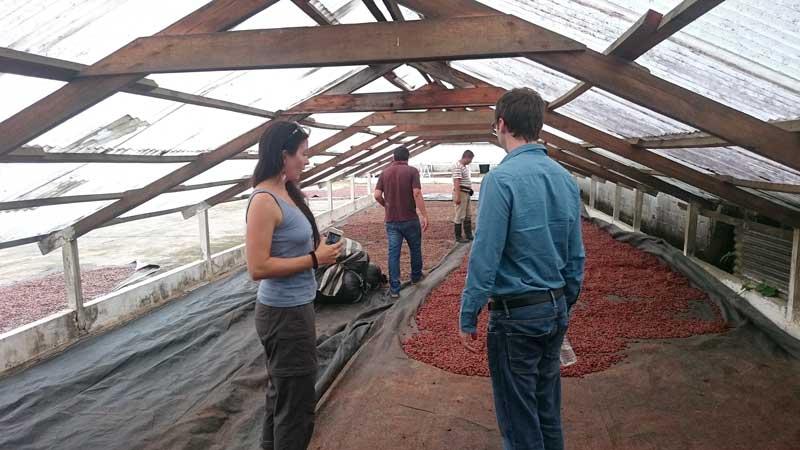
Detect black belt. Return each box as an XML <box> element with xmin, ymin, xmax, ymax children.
<box><xmin>488</xmin><ymin>288</ymin><xmax>564</xmax><ymax>311</ymax></box>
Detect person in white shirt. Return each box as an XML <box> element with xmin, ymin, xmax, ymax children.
<box><xmin>452</xmin><ymin>149</ymin><xmax>475</xmax><ymax>243</ymax></box>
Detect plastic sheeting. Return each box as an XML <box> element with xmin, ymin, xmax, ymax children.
<box><xmin>0</xmin><ymin>268</ymin><xmax>391</xmax><ymax>450</ymax></box>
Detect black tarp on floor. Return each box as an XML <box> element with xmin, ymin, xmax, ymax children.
<box><xmin>0</xmin><ymin>266</ymin><xmax>402</xmax><ymax>450</ymax></box>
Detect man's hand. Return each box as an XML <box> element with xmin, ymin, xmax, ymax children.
<box><xmin>420</xmin><ymin>215</ymin><xmax>429</xmax><ymax>232</ymax></box>
<box><xmin>454</xmin><ymin>192</ymin><xmax>462</xmax><ymax>205</ymax></box>
<box><xmin>460</xmin><ymin>331</ymin><xmax>481</xmax><ymax>353</ymax></box>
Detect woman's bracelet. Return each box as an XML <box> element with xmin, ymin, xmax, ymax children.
<box><xmin>309</xmin><ymin>251</ymin><xmax>319</xmax><ymax>269</ymax></box>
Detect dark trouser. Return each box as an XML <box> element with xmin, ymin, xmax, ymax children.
<box><xmin>255</xmin><ymin>301</ymin><xmax>317</xmax><ymax>450</ymax></box>
<box><xmin>487</xmin><ymin>294</ymin><xmax>569</xmax><ymax>450</ymax></box>
<box><xmin>385</xmin><ymin>218</ymin><xmax>424</xmax><ymax>294</ymax></box>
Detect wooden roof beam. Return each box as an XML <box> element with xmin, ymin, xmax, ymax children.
<box><xmin>631</xmin><ymin>118</ymin><xmax>800</xmax><ymax>149</ymax></box>
<box><xmin>398</xmin><ymin>0</ymin><xmax>800</xmax><ymax>172</ymax></box>
<box><xmin>0</xmin><ymin>177</ymin><xmax>249</xmax><ymax>211</ymax></box>
<box><xmin>546</xmin><ymin>110</ymin><xmax>800</xmax><ymax>226</ymax></box>
<box><xmin>549</xmin><ymin>1</ymin><xmax>726</xmax><ymax>110</ymax></box>
<box><xmin>540</xmin><ymin>131</ymin><xmax>714</xmax><ymax>208</ymax></box>
<box><xmin>354</xmin><ymin>141</ymin><xmax>434</xmax><ymax>178</ymax></box>
<box><xmin>0</xmin><ymin>47</ymin><xmax>368</xmax><ymax>135</ymax></box>
<box><xmin>1</xmin><ymin>147</ymin><xmax>259</xmax><ymax>164</ymax></box>
<box><xmin>0</xmin><ymin>0</ymin><xmax>283</xmax><ymax>157</ymax></box>
<box><xmin>301</xmin><ymin>128</ymin><xmax>404</xmax><ymax>181</ymax></box>
<box><xmin>38</xmin><ymin>63</ymin><xmax>399</xmax><ymax>253</ymax></box>
<box><xmin>330</xmin><ymin>139</ymin><xmax>427</xmax><ymax>182</ymax></box>
<box><xmin>362</xmin><ymin>0</ymin><xmax>388</xmax><ymax>21</ymax></box>
<box><xmin>303</xmin><ymin>138</ymin><xmax>408</xmax><ymax>185</ymax></box>
<box><xmin>78</xmin><ymin>16</ymin><xmax>584</xmax><ymax>77</ymax></box>
<box><xmin>290</xmin><ymin>87</ymin><xmax>505</xmax><ymax>114</ymax></box>
<box><xmin>383</xmin><ymin>0</ymin><xmax>405</xmax><ymax>21</ymax></box>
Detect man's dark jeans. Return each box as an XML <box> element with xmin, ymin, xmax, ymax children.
<box><xmin>487</xmin><ymin>294</ymin><xmax>569</xmax><ymax>450</ymax></box>
<box><xmin>385</xmin><ymin>218</ymin><xmax>423</xmax><ymax>294</ymax></box>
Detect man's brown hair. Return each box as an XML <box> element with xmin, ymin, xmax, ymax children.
<box><xmin>494</xmin><ymin>88</ymin><xmax>545</xmax><ymax>142</ymax></box>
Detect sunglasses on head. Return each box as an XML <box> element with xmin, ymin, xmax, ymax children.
<box><xmin>289</xmin><ymin>123</ymin><xmax>311</xmax><ymax>139</ymax></box>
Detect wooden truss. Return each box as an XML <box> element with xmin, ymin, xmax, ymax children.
<box><xmin>0</xmin><ymin>0</ymin><xmax>799</xmax><ymax>255</ymax></box>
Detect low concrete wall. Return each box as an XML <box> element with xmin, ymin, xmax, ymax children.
<box><xmin>576</xmin><ymin>177</ymin><xmax>714</xmax><ymax>253</ymax></box>
<box><xmin>0</xmin><ymin>244</ymin><xmax>245</xmax><ymax>374</ymax></box>
<box><xmin>0</xmin><ymin>195</ymin><xmax>374</xmax><ymax>376</ymax></box>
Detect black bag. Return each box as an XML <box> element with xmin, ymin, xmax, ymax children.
<box><xmin>364</xmin><ymin>263</ymin><xmax>387</xmax><ymax>290</ymax></box>
<box><xmin>315</xmin><ymin>238</ymin><xmax>378</xmax><ymax>304</ymax></box>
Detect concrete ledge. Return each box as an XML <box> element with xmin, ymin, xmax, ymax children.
<box><xmin>691</xmin><ymin>257</ymin><xmax>800</xmax><ymax>340</ymax></box>
<box><xmin>0</xmin><ymin>244</ymin><xmax>246</xmax><ymax>375</ymax></box>
<box><xmin>0</xmin><ymin>196</ymin><xmax>375</xmax><ymax>376</ymax></box>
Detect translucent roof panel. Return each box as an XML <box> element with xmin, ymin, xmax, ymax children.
<box><xmin>475</xmin><ymin>0</ymin><xmax>800</xmax><ymax>123</ymax></box>
<box><xmin>0</xmin><ymin>0</ymin><xmax>209</xmax><ymax>64</ymax></box>
<box><xmin>656</xmin><ymin>147</ymin><xmax>800</xmax><ymax>183</ymax></box>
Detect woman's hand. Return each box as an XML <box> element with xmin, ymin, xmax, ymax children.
<box><xmin>314</xmin><ymin>240</ymin><xmax>344</xmax><ymax>266</ymax></box>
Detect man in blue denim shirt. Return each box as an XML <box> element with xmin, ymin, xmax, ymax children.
<box><xmin>460</xmin><ymin>88</ymin><xmax>585</xmax><ymax>450</ymax></box>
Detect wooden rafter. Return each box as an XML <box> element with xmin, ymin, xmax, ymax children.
<box><xmin>540</xmin><ymin>131</ymin><xmax>714</xmax><ymax>208</ymax></box>
<box><xmin>362</xmin><ymin>0</ymin><xmax>388</xmax><ymax>21</ymax></box>
<box><xmin>38</xmin><ymin>64</ymin><xmax>398</xmax><ymax>254</ymax></box>
<box><xmin>291</xmin><ymin>0</ymin><xmax>416</xmax><ymax>93</ymax></box>
<box><xmin>0</xmin><ymin>0</ymin><xmax>282</xmax><ymax>157</ymax></box>
<box><xmin>329</xmin><ymin>138</ymin><xmax>425</xmax><ymax>182</ymax></box>
<box><xmin>631</xmin><ymin>118</ymin><xmax>800</xmax><ymax>149</ymax></box>
<box><xmin>353</xmin><ymin>141</ymin><xmax>433</xmax><ymax>178</ymax></box>
<box><xmin>306</xmin><ymin>127</ymin><xmax>367</xmax><ymax>157</ymax></box>
<box><xmin>548</xmin><ymin>10</ymin><xmax>662</xmax><ymax>110</ymax></box>
<box><xmin>79</xmin><ymin>16</ymin><xmax>584</xmax><ymax>76</ymax></box>
<box><xmin>301</xmin><ymin>128</ymin><xmax>403</xmax><ymax>181</ymax></box>
<box><xmin>359</xmin><ymin>110</ymin><xmax>494</xmax><ymax>126</ymax></box>
<box><xmin>290</xmin><ymin>0</ymin><xmax>336</xmax><ymax>25</ymax></box>
<box><xmin>0</xmin><ymin>48</ymin><xmax>368</xmax><ymax>135</ymax></box>
<box><xmin>290</xmin><ymin>87</ymin><xmax>505</xmax><ymax>114</ymax></box>
<box><xmin>302</xmin><ymin>136</ymin><xmax>413</xmax><ymax>187</ymax></box>
<box><xmin>397</xmin><ymin>0</ymin><xmax>800</xmax><ymax>172</ymax></box>
<box><xmin>311</xmin><ymin>139</ymin><xmax>427</xmax><ymax>185</ymax></box>
<box><xmin>549</xmin><ymin>1</ymin><xmax>726</xmax><ymax>110</ymax></box>
<box><xmin>383</xmin><ymin>0</ymin><xmax>404</xmax><ymax>21</ymax></box>
<box><xmin>348</xmin><ymin>107</ymin><xmax>793</xmax><ymax>221</ymax></box>
<box><xmin>547</xmin><ymin>147</ymin><xmax>652</xmax><ymax>193</ymax></box>
<box><xmin>0</xmin><ymin>177</ymin><xmax>249</xmax><ymax>211</ymax></box>
<box><xmin>361</xmin><ymin>141</ymin><xmax>438</xmax><ymax>177</ymax></box>
<box><xmin>546</xmin><ymin>110</ymin><xmax>800</xmax><ymax>226</ymax></box>
<box><xmin>2</xmin><ymin>147</ymin><xmax>258</xmax><ymax>164</ymax></box>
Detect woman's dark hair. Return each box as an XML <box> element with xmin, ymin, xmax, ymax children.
<box><xmin>252</xmin><ymin>121</ymin><xmax>320</xmax><ymax>247</ymax></box>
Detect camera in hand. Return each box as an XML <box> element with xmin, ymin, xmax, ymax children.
<box><xmin>326</xmin><ymin>228</ymin><xmax>343</xmax><ymax>245</ymax></box>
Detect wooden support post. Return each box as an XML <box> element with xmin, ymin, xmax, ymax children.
<box><xmin>633</xmin><ymin>188</ymin><xmax>644</xmax><ymax>232</ymax></box>
<box><xmin>328</xmin><ymin>180</ymin><xmax>334</xmax><ymax>212</ymax></box>
<box><xmin>198</xmin><ymin>209</ymin><xmax>211</xmax><ymax>263</ymax></box>
<box><xmin>62</xmin><ymin>239</ymin><xmax>86</xmax><ymax>330</ymax></box>
<box><xmin>613</xmin><ymin>184</ymin><xmax>622</xmax><ymax>223</ymax></box>
<box><xmin>788</xmin><ymin>229</ymin><xmax>800</xmax><ymax>323</ymax></box>
<box><xmin>684</xmin><ymin>202</ymin><xmax>699</xmax><ymax>257</ymax></box>
<box><xmin>589</xmin><ymin>177</ymin><xmax>598</xmax><ymax>209</ymax></box>
<box><xmin>350</xmin><ymin>176</ymin><xmax>357</xmax><ymax>211</ymax></box>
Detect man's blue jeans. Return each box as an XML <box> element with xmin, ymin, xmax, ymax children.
<box><xmin>487</xmin><ymin>294</ymin><xmax>569</xmax><ymax>450</ymax></box>
<box><xmin>385</xmin><ymin>218</ymin><xmax>423</xmax><ymax>294</ymax></box>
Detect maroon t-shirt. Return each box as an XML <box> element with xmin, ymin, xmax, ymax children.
<box><xmin>376</xmin><ymin>161</ymin><xmax>421</xmax><ymax>223</ymax></box>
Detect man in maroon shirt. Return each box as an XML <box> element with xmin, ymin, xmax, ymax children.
<box><xmin>374</xmin><ymin>146</ymin><xmax>429</xmax><ymax>298</ymax></box>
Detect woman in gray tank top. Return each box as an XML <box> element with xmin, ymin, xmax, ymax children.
<box><xmin>246</xmin><ymin>121</ymin><xmax>342</xmax><ymax>450</ymax></box>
